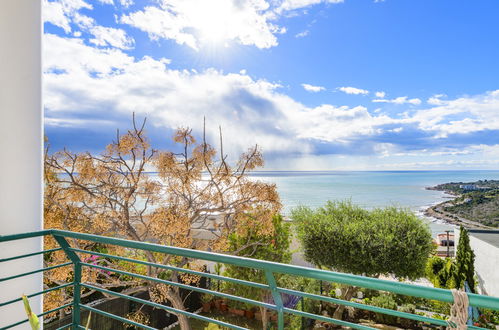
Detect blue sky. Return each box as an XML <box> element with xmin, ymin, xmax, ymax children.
<box><xmin>43</xmin><ymin>0</ymin><xmax>499</xmax><ymax>170</ymax></box>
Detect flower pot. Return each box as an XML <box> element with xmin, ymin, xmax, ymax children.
<box><xmin>202</xmin><ymin>302</ymin><xmax>211</xmax><ymax>313</ymax></box>
<box><xmin>244</xmin><ymin>310</ymin><xmax>255</xmax><ymax>319</ymax></box>
<box><xmin>229</xmin><ymin>308</ymin><xmax>245</xmax><ymax>316</ymax></box>
<box><xmin>214</xmin><ymin>299</ymin><xmax>222</xmax><ymax>310</ymax></box>
<box><xmin>254</xmin><ymin>312</ymin><xmax>262</xmax><ymax>320</ymax></box>
<box><xmin>220</xmin><ymin>302</ymin><xmax>228</xmax><ymax>312</ymax></box>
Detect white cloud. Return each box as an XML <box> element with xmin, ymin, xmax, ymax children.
<box><xmin>121</xmin><ymin>0</ymin><xmax>284</xmax><ymax>50</ymax></box>
<box><xmin>89</xmin><ymin>26</ymin><xmax>135</xmax><ymax>49</ymax></box>
<box><xmin>73</xmin><ymin>13</ymin><xmax>94</xmax><ymax>29</ymax></box>
<box><xmin>119</xmin><ymin>0</ymin><xmax>134</xmax><ymax>7</ymax></box>
<box><xmin>374</xmin><ymin>91</ymin><xmax>385</xmax><ymax>98</ymax></box>
<box><xmin>337</xmin><ymin>86</ymin><xmax>369</xmax><ymax>95</ymax></box>
<box><xmin>409</xmin><ymin>90</ymin><xmax>499</xmax><ymax>137</ymax></box>
<box><xmin>277</xmin><ymin>0</ymin><xmax>344</xmax><ymax>12</ymax></box>
<box><xmin>427</xmin><ymin>94</ymin><xmax>447</xmax><ymax>105</ymax></box>
<box><xmin>43</xmin><ymin>34</ymin><xmax>499</xmax><ymax>165</ymax></box>
<box><xmin>44</xmin><ymin>34</ymin><xmax>398</xmax><ymax>157</ymax></box>
<box><xmin>43</xmin><ymin>0</ymin><xmax>92</xmax><ymax>33</ymax></box>
<box><xmin>293</xmin><ymin>105</ymin><xmax>393</xmax><ymax>142</ymax></box>
<box><xmin>44</xmin><ymin>34</ymin><xmax>134</xmax><ymax>76</ymax></box>
<box><xmin>295</xmin><ymin>30</ymin><xmax>309</xmax><ymax>38</ymax></box>
<box><xmin>43</xmin><ymin>0</ymin><xmax>135</xmax><ymax>50</ymax></box>
<box><xmin>302</xmin><ymin>83</ymin><xmax>325</xmax><ymax>92</ymax></box>
<box><xmin>373</xmin><ymin>96</ymin><xmax>422</xmax><ymax>105</ymax></box>
<box><xmin>45</xmin><ymin>117</ymin><xmax>115</xmax><ymax>127</ymax></box>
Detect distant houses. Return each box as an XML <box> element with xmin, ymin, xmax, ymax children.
<box><xmin>459</xmin><ymin>184</ymin><xmax>485</xmax><ymax>191</ymax></box>
<box><xmin>191</xmin><ymin>212</ymin><xmax>228</xmax><ymax>240</ymax></box>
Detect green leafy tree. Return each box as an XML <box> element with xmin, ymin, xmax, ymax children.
<box><xmin>425</xmin><ymin>256</ymin><xmax>457</xmax><ymax>289</ymax></box>
<box><xmin>292</xmin><ymin>200</ymin><xmax>433</xmax><ymax>319</ymax></box>
<box><xmin>222</xmin><ymin>214</ymin><xmax>292</xmax><ymax>329</ymax></box>
<box><xmin>454</xmin><ymin>226</ymin><xmax>476</xmax><ymax>292</ymax></box>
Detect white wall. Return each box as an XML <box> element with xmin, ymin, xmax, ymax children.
<box><xmin>454</xmin><ymin>229</ymin><xmax>499</xmax><ymax>297</ymax></box>
<box><xmin>0</xmin><ymin>0</ymin><xmax>43</xmax><ymax>328</ymax></box>
<box><xmin>471</xmin><ymin>237</ymin><xmax>499</xmax><ymax>297</ymax></box>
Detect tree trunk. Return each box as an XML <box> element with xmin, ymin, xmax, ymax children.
<box><xmin>168</xmin><ymin>290</ymin><xmax>192</xmax><ymax>330</ymax></box>
<box><xmin>260</xmin><ymin>306</ymin><xmax>268</xmax><ymax>330</ymax></box>
<box><xmin>333</xmin><ymin>286</ymin><xmax>355</xmax><ymax>320</ymax></box>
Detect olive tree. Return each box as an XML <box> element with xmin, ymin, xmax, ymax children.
<box><xmin>292</xmin><ymin>200</ymin><xmax>433</xmax><ymax>319</ymax></box>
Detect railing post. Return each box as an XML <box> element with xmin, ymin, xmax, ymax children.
<box><xmin>265</xmin><ymin>270</ymin><xmax>284</xmax><ymax>330</ymax></box>
<box><xmin>54</xmin><ymin>235</ymin><xmax>82</xmax><ymax>329</ymax></box>
<box><xmin>300</xmin><ymin>285</ymin><xmax>305</xmax><ymax>330</ymax></box>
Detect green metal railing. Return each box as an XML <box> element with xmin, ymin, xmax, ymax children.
<box><xmin>1</xmin><ymin>229</ymin><xmax>498</xmax><ymax>329</ymax></box>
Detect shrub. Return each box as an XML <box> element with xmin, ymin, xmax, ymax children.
<box><xmin>370</xmin><ymin>294</ymin><xmax>398</xmax><ymax>325</ymax></box>
<box><xmin>398</xmin><ymin>303</ymin><xmax>416</xmax><ymax>328</ymax></box>
<box><xmin>293</xmin><ymin>201</ymin><xmax>433</xmax><ymax>279</ymax></box>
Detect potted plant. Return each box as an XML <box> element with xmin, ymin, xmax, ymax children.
<box><xmin>220</xmin><ymin>300</ymin><xmax>229</xmax><ymax>312</ymax></box>
<box><xmin>244</xmin><ymin>308</ymin><xmax>255</xmax><ymax>319</ymax></box>
<box><xmin>227</xmin><ymin>301</ymin><xmax>246</xmax><ymax>316</ymax></box>
<box><xmin>213</xmin><ymin>298</ymin><xmax>223</xmax><ymax>310</ymax></box>
<box><xmin>200</xmin><ymin>294</ymin><xmax>212</xmax><ymax>313</ymax></box>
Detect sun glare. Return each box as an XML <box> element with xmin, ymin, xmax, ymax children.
<box><xmin>189</xmin><ymin>0</ymin><xmax>234</xmax><ymax>45</ymax></box>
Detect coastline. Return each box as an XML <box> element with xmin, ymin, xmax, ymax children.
<box><xmin>423</xmin><ymin>188</ymin><xmax>495</xmax><ymax>230</ymax></box>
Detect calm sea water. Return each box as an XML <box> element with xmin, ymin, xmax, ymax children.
<box><xmin>248</xmin><ymin>170</ymin><xmax>499</xmax><ymax>235</ymax></box>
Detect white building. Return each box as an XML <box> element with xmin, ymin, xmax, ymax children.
<box><xmin>191</xmin><ymin>212</ymin><xmax>229</xmax><ymax>241</ymax></box>
<box><xmin>454</xmin><ymin>228</ymin><xmax>499</xmax><ymax>297</ymax></box>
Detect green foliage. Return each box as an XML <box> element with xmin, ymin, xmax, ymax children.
<box><xmin>398</xmin><ymin>303</ymin><xmax>415</xmax><ymax>314</ymax></box>
<box><xmin>200</xmin><ymin>293</ymin><xmax>213</xmax><ymax>303</ymax></box>
<box><xmin>425</xmin><ymin>256</ymin><xmax>457</xmax><ymax>289</ymax></box>
<box><xmin>222</xmin><ymin>214</ymin><xmax>292</xmax><ymax>309</ymax></box>
<box><xmin>398</xmin><ymin>303</ymin><xmax>417</xmax><ymax>328</ymax></box>
<box><xmin>455</xmin><ymin>226</ymin><xmax>476</xmax><ymax>292</ymax></box>
<box><xmin>22</xmin><ymin>295</ymin><xmax>40</xmax><ymax>330</ymax></box>
<box><xmin>280</xmin><ymin>275</ymin><xmax>321</xmax><ymax>314</ymax></box>
<box><xmin>370</xmin><ymin>294</ymin><xmax>398</xmax><ymax>324</ymax></box>
<box><xmin>475</xmin><ymin>309</ymin><xmax>499</xmax><ymax>328</ymax></box>
<box><xmin>425</xmin><ymin>227</ymin><xmax>476</xmax><ymax>293</ymax></box>
<box><xmin>292</xmin><ymin>201</ymin><xmax>433</xmax><ymax>279</ymax></box>
<box><xmin>370</xmin><ymin>294</ymin><xmax>397</xmax><ymax>310</ymax></box>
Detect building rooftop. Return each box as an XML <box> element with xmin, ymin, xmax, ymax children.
<box><xmin>468</xmin><ymin>229</ymin><xmax>499</xmax><ymax>249</ymax></box>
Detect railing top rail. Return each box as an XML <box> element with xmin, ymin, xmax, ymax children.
<box><xmin>0</xmin><ymin>229</ymin><xmax>52</xmax><ymax>242</ymax></box>
<box><xmin>1</xmin><ymin>229</ymin><xmax>499</xmax><ymax>311</ymax></box>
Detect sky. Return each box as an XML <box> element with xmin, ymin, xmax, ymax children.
<box><xmin>43</xmin><ymin>0</ymin><xmax>499</xmax><ymax>170</ymax></box>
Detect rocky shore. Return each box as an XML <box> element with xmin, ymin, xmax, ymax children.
<box><xmin>424</xmin><ymin>201</ymin><xmax>492</xmax><ymax>229</ymax></box>
<box><xmin>424</xmin><ymin>180</ymin><xmax>499</xmax><ymax>229</ymax></box>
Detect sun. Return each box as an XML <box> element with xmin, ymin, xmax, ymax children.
<box><xmin>188</xmin><ymin>0</ymin><xmax>235</xmax><ymax>46</ymax></box>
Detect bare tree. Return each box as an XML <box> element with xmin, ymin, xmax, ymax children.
<box><xmin>44</xmin><ymin>116</ymin><xmax>281</xmax><ymax>329</ymax></box>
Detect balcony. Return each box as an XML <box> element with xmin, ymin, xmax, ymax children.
<box><xmin>1</xmin><ymin>229</ymin><xmax>498</xmax><ymax>330</ymax></box>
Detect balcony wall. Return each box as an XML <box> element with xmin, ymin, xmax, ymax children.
<box><xmin>0</xmin><ymin>0</ymin><xmax>43</xmax><ymax>327</ymax></box>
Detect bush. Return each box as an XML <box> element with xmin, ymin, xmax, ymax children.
<box><xmin>398</xmin><ymin>303</ymin><xmax>416</xmax><ymax>328</ymax></box>
<box><xmin>370</xmin><ymin>294</ymin><xmax>398</xmax><ymax>325</ymax></box>
<box><xmin>293</xmin><ymin>201</ymin><xmax>433</xmax><ymax>279</ymax></box>
<box><xmin>425</xmin><ymin>256</ymin><xmax>457</xmax><ymax>289</ymax></box>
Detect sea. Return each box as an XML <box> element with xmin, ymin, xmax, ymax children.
<box><xmin>247</xmin><ymin>170</ymin><xmax>499</xmax><ymax>236</ymax></box>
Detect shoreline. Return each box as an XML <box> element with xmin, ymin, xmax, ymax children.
<box><xmin>423</xmin><ymin>188</ymin><xmax>494</xmax><ymax>230</ymax></box>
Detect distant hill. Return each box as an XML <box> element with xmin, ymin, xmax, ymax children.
<box><xmin>427</xmin><ymin>180</ymin><xmax>499</xmax><ymax>228</ymax></box>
